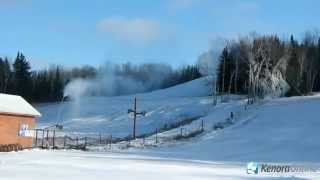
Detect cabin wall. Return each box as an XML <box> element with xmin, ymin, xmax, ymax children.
<box><xmin>0</xmin><ymin>114</ymin><xmax>35</xmax><ymax>148</ymax></box>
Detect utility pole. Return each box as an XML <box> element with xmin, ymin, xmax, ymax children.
<box><xmin>128</xmin><ymin>97</ymin><xmax>146</xmax><ymax>139</ymax></box>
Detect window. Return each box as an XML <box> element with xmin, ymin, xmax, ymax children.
<box><xmin>19</xmin><ymin>124</ymin><xmax>32</xmax><ymax>137</ymax></box>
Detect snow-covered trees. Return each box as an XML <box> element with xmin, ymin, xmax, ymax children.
<box><xmin>246</xmin><ymin>36</ymin><xmax>289</xmax><ymax>101</ymax></box>
<box><xmin>215</xmin><ymin>32</ymin><xmax>320</xmax><ymax>102</ymax></box>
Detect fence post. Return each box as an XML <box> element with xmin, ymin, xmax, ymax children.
<box><xmin>52</xmin><ymin>130</ymin><xmax>56</xmax><ymax>149</ymax></box>
<box><xmin>84</xmin><ymin>137</ymin><xmax>87</xmax><ymax>149</ymax></box>
<box><xmin>46</xmin><ymin>130</ymin><xmax>49</xmax><ymax>141</ymax></box>
<box><xmin>99</xmin><ymin>133</ymin><xmax>102</xmax><ymax>144</ymax></box>
<box><xmin>105</xmin><ymin>137</ymin><xmax>107</xmax><ymax>146</ymax></box>
<box><xmin>180</xmin><ymin>128</ymin><xmax>183</xmax><ymax>137</ymax></box>
<box><xmin>41</xmin><ymin>130</ymin><xmax>45</xmax><ymax>148</ymax></box>
<box><xmin>76</xmin><ymin>137</ymin><xmax>79</xmax><ymax>146</ymax></box>
<box><xmin>63</xmin><ymin>135</ymin><xmax>66</xmax><ymax>149</ymax></box>
<box><xmin>109</xmin><ymin>134</ymin><xmax>112</xmax><ymax>149</ymax></box>
<box><xmin>46</xmin><ymin>130</ymin><xmax>49</xmax><ymax>149</ymax></box>
<box><xmin>34</xmin><ymin>129</ymin><xmax>38</xmax><ymax>147</ymax></box>
<box><xmin>201</xmin><ymin>120</ymin><xmax>204</xmax><ymax>132</ymax></box>
<box><xmin>155</xmin><ymin>128</ymin><xmax>158</xmax><ymax>144</ymax></box>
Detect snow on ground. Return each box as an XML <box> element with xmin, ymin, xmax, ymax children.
<box><xmin>6</xmin><ymin>77</ymin><xmax>318</xmax><ymax>179</ymax></box>
<box><xmin>0</xmin><ymin>150</ymin><xmax>315</xmax><ymax>180</ymax></box>
<box><xmin>127</xmin><ymin>95</ymin><xmax>320</xmax><ymax>164</ymax></box>
<box><xmin>36</xmin><ymin>77</ymin><xmax>212</xmax><ymax>137</ymax></box>
<box><xmin>35</xmin><ymin>77</ymin><xmax>320</xmax><ymax>164</ymax></box>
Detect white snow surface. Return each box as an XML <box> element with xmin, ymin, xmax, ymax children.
<box><xmin>135</xmin><ymin>96</ymin><xmax>320</xmax><ymax>163</ymax></box>
<box><xmin>35</xmin><ymin>78</ymin><xmax>320</xmax><ymax>163</ymax></box>
<box><xmin>0</xmin><ymin>93</ymin><xmax>41</xmax><ymax>117</ymax></box>
<box><xmin>1</xmin><ymin>150</ymin><xmax>318</xmax><ymax>180</ymax></box>
<box><xmin>36</xmin><ymin>77</ymin><xmax>211</xmax><ymax>137</ymax></box>
<box><xmin>5</xmin><ymin>77</ymin><xmax>318</xmax><ymax>179</ymax></box>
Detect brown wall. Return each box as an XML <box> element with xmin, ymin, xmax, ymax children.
<box><xmin>0</xmin><ymin>113</ymin><xmax>36</xmax><ymax>148</ymax></box>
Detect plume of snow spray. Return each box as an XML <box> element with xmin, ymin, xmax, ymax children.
<box><xmin>63</xmin><ymin>79</ymin><xmax>92</xmax><ymax>100</ymax></box>
<box><xmin>63</xmin><ymin>62</ymin><xmax>173</xmax><ymax>99</ymax></box>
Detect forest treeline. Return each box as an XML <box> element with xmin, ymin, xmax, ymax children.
<box><xmin>2</xmin><ymin>31</ymin><xmax>320</xmax><ymax>103</ymax></box>
<box><xmin>214</xmin><ymin>31</ymin><xmax>320</xmax><ymax>102</ymax></box>
<box><xmin>0</xmin><ymin>53</ymin><xmax>201</xmax><ymax>102</ymax></box>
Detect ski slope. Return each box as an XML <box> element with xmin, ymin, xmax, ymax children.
<box><xmin>29</xmin><ymin>77</ymin><xmax>320</xmax><ymax>179</ymax></box>
<box><xmin>136</xmin><ymin>95</ymin><xmax>320</xmax><ymax>163</ymax></box>
<box><xmin>35</xmin><ymin>77</ymin><xmax>320</xmax><ymax>163</ymax></box>
<box><xmin>36</xmin><ymin>77</ymin><xmax>213</xmax><ymax>137</ymax></box>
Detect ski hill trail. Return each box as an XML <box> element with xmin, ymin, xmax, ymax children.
<box><xmin>36</xmin><ymin>77</ymin><xmax>213</xmax><ymax>137</ymax></box>
<box><xmin>133</xmin><ymin>95</ymin><xmax>320</xmax><ymax>163</ymax></box>
<box><xmin>36</xmin><ymin>78</ymin><xmax>320</xmax><ymax>163</ymax></box>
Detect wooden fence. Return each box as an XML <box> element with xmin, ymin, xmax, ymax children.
<box><xmin>32</xmin><ymin>105</ymin><xmax>248</xmax><ymax>151</ymax></box>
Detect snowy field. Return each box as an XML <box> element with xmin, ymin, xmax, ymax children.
<box><xmin>0</xmin><ymin>150</ymin><xmax>245</xmax><ymax>180</ymax></box>
<box><xmin>1</xmin><ymin>150</ymin><xmax>318</xmax><ymax>180</ymax></box>
<box><xmin>1</xmin><ymin>78</ymin><xmax>319</xmax><ymax>179</ymax></box>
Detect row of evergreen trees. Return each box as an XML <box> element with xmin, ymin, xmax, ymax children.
<box><xmin>216</xmin><ymin>32</ymin><xmax>320</xmax><ymax>98</ymax></box>
<box><xmin>0</xmin><ymin>52</ymin><xmax>201</xmax><ymax>102</ymax></box>
<box><xmin>0</xmin><ymin>52</ymin><xmax>99</xmax><ymax>102</ymax></box>
<box><xmin>0</xmin><ymin>53</ymin><xmax>64</xmax><ymax>102</ymax></box>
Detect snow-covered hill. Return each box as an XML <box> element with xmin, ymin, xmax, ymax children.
<box><xmin>36</xmin><ymin>77</ymin><xmax>320</xmax><ymax>164</ymax></box>
<box><xmin>139</xmin><ymin>95</ymin><xmax>320</xmax><ymax>163</ymax></box>
<box><xmin>36</xmin><ymin>77</ymin><xmax>212</xmax><ymax>137</ymax></box>
<box><xmin>3</xmin><ymin>78</ymin><xmax>320</xmax><ymax>179</ymax></box>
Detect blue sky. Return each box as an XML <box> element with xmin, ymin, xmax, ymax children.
<box><xmin>0</xmin><ymin>0</ymin><xmax>319</xmax><ymax>69</ymax></box>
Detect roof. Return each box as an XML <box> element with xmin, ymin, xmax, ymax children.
<box><xmin>0</xmin><ymin>93</ymin><xmax>41</xmax><ymax>117</ymax></box>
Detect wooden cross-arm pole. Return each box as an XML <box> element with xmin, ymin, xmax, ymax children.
<box><xmin>128</xmin><ymin>97</ymin><xmax>146</xmax><ymax>139</ymax></box>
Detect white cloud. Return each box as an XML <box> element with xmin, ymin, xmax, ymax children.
<box><xmin>98</xmin><ymin>17</ymin><xmax>161</xmax><ymax>45</ymax></box>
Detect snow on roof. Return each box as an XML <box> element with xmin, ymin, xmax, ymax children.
<box><xmin>0</xmin><ymin>93</ymin><xmax>41</xmax><ymax>117</ymax></box>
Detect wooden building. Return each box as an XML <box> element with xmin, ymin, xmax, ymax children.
<box><xmin>0</xmin><ymin>93</ymin><xmax>41</xmax><ymax>150</ymax></box>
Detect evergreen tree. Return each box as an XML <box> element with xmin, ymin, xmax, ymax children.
<box><xmin>178</xmin><ymin>65</ymin><xmax>201</xmax><ymax>84</ymax></box>
<box><xmin>12</xmin><ymin>52</ymin><xmax>32</xmax><ymax>99</ymax></box>
<box><xmin>53</xmin><ymin>67</ymin><xmax>64</xmax><ymax>101</ymax></box>
<box><xmin>286</xmin><ymin>35</ymin><xmax>301</xmax><ymax>96</ymax></box>
<box><xmin>0</xmin><ymin>57</ymin><xmax>11</xmax><ymax>93</ymax></box>
<box><xmin>315</xmin><ymin>38</ymin><xmax>320</xmax><ymax>91</ymax></box>
<box><xmin>217</xmin><ymin>47</ymin><xmax>235</xmax><ymax>93</ymax></box>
